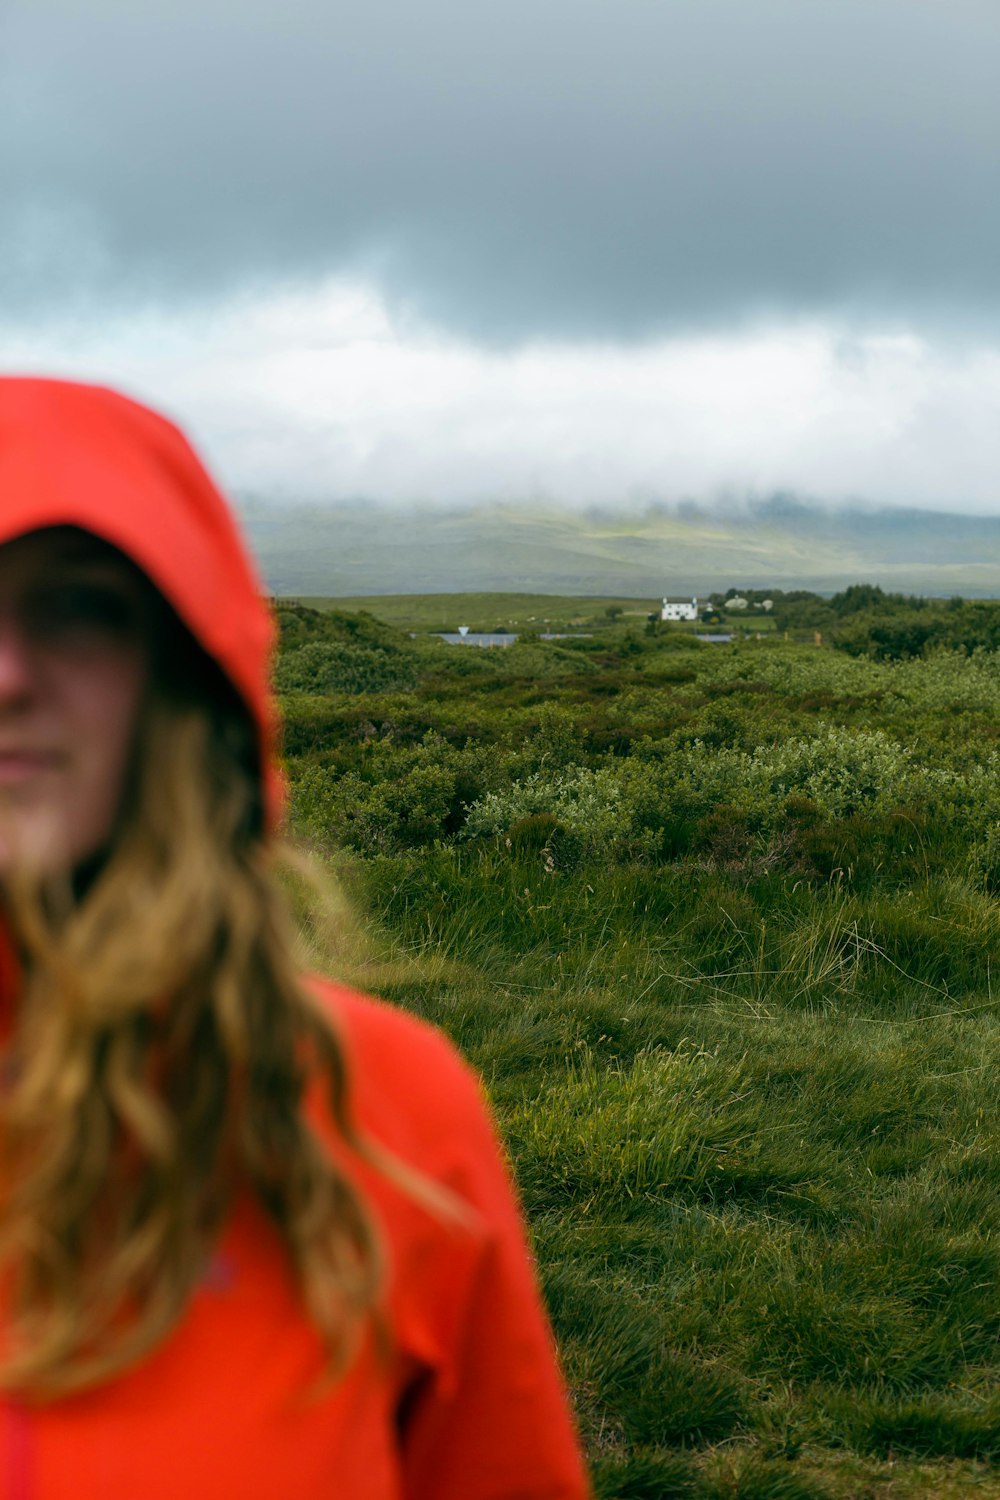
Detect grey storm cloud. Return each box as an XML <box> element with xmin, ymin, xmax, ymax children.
<box><xmin>1</xmin><ymin>0</ymin><xmax>998</xmax><ymax>339</ymax></box>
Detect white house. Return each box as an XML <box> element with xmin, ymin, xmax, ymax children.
<box><xmin>661</xmin><ymin>594</ymin><xmax>699</xmax><ymax>622</ymax></box>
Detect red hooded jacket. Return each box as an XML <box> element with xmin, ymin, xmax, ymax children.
<box><xmin>0</xmin><ymin>378</ymin><xmax>589</xmax><ymax>1500</ymax></box>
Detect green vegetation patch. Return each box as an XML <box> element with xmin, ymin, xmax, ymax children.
<box><xmin>280</xmin><ymin>591</ymin><xmax>1000</xmax><ymax>1497</ymax></box>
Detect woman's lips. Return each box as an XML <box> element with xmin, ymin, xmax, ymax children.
<box><xmin>0</xmin><ymin>751</ymin><xmax>62</xmax><ymax>785</ymax></box>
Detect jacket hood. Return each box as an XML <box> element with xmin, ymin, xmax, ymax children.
<box><xmin>0</xmin><ymin>376</ymin><xmax>281</xmax><ymax>827</ymax></box>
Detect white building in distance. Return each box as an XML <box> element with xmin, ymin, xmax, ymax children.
<box><xmin>661</xmin><ymin>594</ymin><xmax>699</xmax><ymax>622</ymax></box>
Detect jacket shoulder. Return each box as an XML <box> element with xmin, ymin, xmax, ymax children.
<box><xmin>305</xmin><ymin>980</ymin><xmax>590</xmax><ymax>1497</ymax></box>
<box><xmin>304</xmin><ymin>977</ymin><xmax>492</xmax><ymax>1173</ymax></box>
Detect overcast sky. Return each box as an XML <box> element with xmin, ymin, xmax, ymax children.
<box><xmin>2</xmin><ymin>0</ymin><xmax>998</xmax><ymax>511</ymax></box>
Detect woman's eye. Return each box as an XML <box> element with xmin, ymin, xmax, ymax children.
<box><xmin>27</xmin><ymin>584</ymin><xmax>139</xmax><ymax>641</ymax></box>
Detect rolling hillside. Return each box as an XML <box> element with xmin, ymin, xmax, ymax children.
<box><xmin>241</xmin><ymin>496</ymin><xmax>1000</xmax><ymax>598</ymax></box>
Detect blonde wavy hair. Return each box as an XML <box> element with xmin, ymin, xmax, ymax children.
<box><xmin>0</xmin><ymin>625</ymin><xmax>392</xmax><ymax>1397</ymax></box>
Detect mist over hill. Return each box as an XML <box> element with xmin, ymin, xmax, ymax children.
<box><xmin>240</xmin><ymin>495</ymin><xmax>1000</xmax><ymax>599</ymax></box>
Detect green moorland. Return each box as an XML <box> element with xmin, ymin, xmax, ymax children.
<box><xmin>277</xmin><ymin>586</ymin><xmax>1000</xmax><ymax>1499</ymax></box>
<box><xmin>295</xmin><ymin>590</ymin><xmax>776</xmax><ymax>635</ymax></box>
<box><xmin>293</xmin><ymin>591</ymin><xmax>657</xmax><ymax>633</ymax></box>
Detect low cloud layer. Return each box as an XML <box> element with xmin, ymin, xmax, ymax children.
<box><xmin>2</xmin><ymin>0</ymin><xmax>998</xmax><ymax>338</ymax></box>
<box><xmin>6</xmin><ymin>278</ymin><xmax>999</xmax><ymax>512</ymax></box>
<box><xmin>4</xmin><ymin>0</ymin><xmax>996</xmax><ymax>513</ymax></box>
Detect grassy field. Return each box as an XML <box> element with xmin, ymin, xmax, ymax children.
<box><xmin>277</xmin><ymin>595</ymin><xmax>1000</xmax><ymax>1498</ymax></box>
<box><xmin>292</xmin><ymin>591</ymin><xmax>779</xmax><ymax>636</ymax></box>
<box><xmin>293</xmin><ymin>591</ymin><xmax>662</xmax><ymax>633</ymax></box>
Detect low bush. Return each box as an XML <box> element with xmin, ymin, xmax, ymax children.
<box><xmin>276</xmin><ymin>640</ymin><xmax>417</xmax><ymax>695</ymax></box>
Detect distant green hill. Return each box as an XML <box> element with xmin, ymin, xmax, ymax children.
<box><xmin>240</xmin><ymin>496</ymin><xmax>1000</xmax><ymax>598</ymax></box>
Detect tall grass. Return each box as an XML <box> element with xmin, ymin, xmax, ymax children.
<box><xmin>324</xmin><ymin>846</ymin><xmax>1000</xmax><ymax>1496</ymax></box>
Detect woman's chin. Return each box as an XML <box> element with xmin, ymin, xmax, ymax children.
<box><xmin>0</xmin><ymin>817</ymin><xmax>73</xmax><ymax>884</ymax></box>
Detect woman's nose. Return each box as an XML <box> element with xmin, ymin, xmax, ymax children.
<box><xmin>0</xmin><ymin>616</ymin><xmax>36</xmax><ymax>707</ymax></box>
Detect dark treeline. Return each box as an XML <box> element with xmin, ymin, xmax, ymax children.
<box><xmin>701</xmin><ymin>583</ymin><xmax>1000</xmax><ymax>660</ymax></box>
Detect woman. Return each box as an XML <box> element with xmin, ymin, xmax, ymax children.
<box><xmin>0</xmin><ymin>377</ymin><xmax>588</xmax><ymax>1499</ymax></box>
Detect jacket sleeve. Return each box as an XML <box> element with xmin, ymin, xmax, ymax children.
<box><xmin>395</xmin><ymin>1063</ymin><xmax>590</xmax><ymax>1500</ymax></box>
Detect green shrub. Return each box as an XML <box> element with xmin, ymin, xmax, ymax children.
<box><xmin>275</xmin><ymin>640</ymin><xmax>417</xmax><ymax>695</ymax></box>
<box><xmin>464</xmin><ymin>766</ymin><xmax>634</xmax><ymax>854</ymax></box>
<box><xmin>292</xmin><ymin>760</ymin><xmax>461</xmax><ymax>852</ymax></box>
<box><xmin>969</xmin><ymin>823</ymin><xmax>1000</xmax><ymax>894</ymax></box>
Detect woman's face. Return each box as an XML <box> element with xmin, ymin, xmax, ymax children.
<box><xmin>0</xmin><ymin>527</ymin><xmax>152</xmax><ymax>878</ymax></box>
